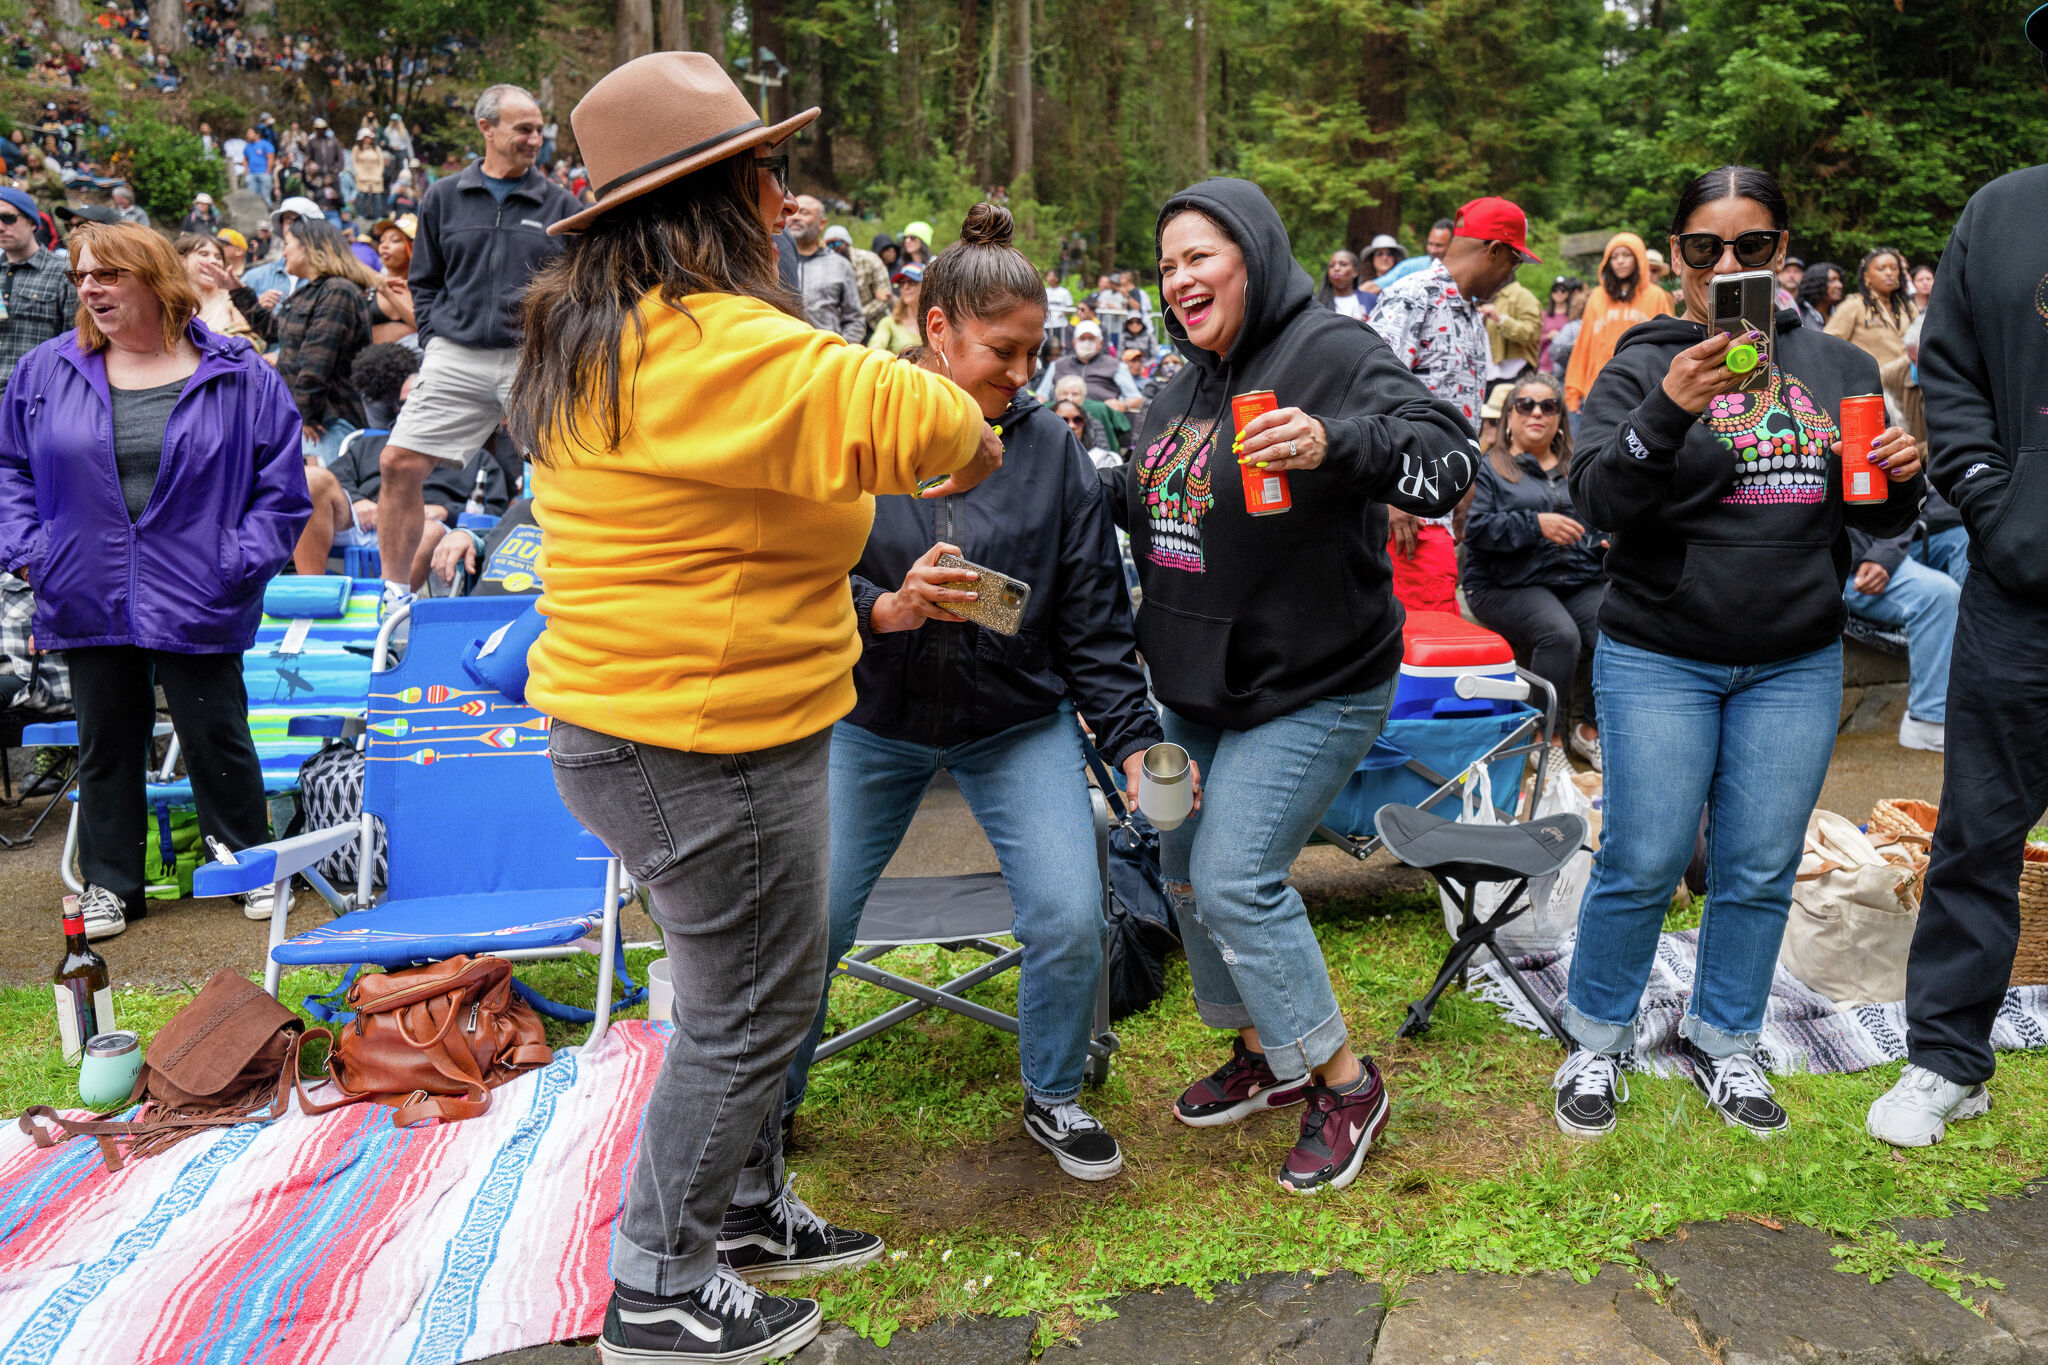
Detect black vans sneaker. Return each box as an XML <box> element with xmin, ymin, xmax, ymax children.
<box><xmin>1551</xmin><ymin>1046</ymin><xmax>1628</xmax><ymax>1139</ymax></box>
<box><xmin>598</xmin><ymin>1267</ymin><xmax>819</xmax><ymax>1363</ymax></box>
<box><xmin>1681</xmin><ymin>1039</ymin><xmax>1787</xmax><ymax>1137</ymax></box>
<box><xmin>717</xmin><ymin>1179</ymin><xmax>883</xmax><ymax>1283</ymax></box>
<box><xmin>1023</xmin><ymin>1097</ymin><xmax>1124</xmax><ymax>1180</ymax></box>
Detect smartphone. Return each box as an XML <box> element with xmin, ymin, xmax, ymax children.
<box><xmin>934</xmin><ymin>554</ymin><xmax>1031</xmax><ymax>636</ymax></box>
<box><xmin>1709</xmin><ymin>270</ymin><xmax>1778</xmax><ymax>392</ymax></box>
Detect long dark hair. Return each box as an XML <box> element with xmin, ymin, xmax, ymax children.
<box><xmin>510</xmin><ymin>152</ymin><xmax>802</xmax><ymax>460</ymax></box>
<box><xmin>918</xmin><ymin>203</ymin><xmax>1045</xmax><ymax>343</ymax></box>
<box><xmin>1486</xmin><ymin>372</ymin><xmax>1572</xmax><ymax>482</ymax></box>
<box><xmin>1798</xmin><ymin>262</ymin><xmax>1842</xmax><ymax>321</ymax></box>
<box><xmin>1600</xmin><ymin>247</ymin><xmax>1638</xmax><ymax>305</ymax></box>
<box><xmin>1853</xmin><ymin>246</ymin><xmax>1914</xmax><ymax>329</ymax></box>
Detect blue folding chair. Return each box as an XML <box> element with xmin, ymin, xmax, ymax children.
<box><xmin>49</xmin><ymin>575</ymin><xmax>382</xmax><ymax>896</ymax></box>
<box><xmin>195</xmin><ymin>595</ymin><xmax>642</xmax><ymax>1047</ymax></box>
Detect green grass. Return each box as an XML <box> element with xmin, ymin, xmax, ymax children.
<box><xmin>5</xmin><ymin>890</ymin><xmax>2045</xmax><ymax>1348</ymax></box>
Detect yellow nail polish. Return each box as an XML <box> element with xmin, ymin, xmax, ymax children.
<box><xmin>1256</xmin><ymin>461</ymin><xmax>1269</xmax><ymax>469</ymax></box>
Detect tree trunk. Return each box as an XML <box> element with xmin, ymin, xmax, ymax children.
<box><xmin>692</xmin><ymin>0</ymin><xmax>727</xmax><ymax>60</ymax></box>
<box><xmin>1343</xmin><ymin>18</ymin><xmax>1406</xmax><ymax>254</ymax></box>
<box><xmin>150</xmin><ymin>0</ymin><xmax>188</xmax><ymax>54</ymax></box>
<box><xmin>660</xmin><ymin>0</ymin><xmax>687</xmax><ymax>49</ymax></box>
<box><xmin>242</xmin><ymin>0</ymin><xmax>270</xmax><ymax>38</ymax></box>
<box><xmin>615</xmin><ymin>0</ymin><xmax>655</xmax><ymax>68</ymax></box>
<box><xmin>953</xmin><ymin>0</ymin><xmax>978</xmax><ymax>168</ymax></box>
<box><xmin>751</xmin><ymin>0</ymin><xmax>791</xmax><ymax>124</ymax></box>
<box><xmin>52</xmin><ymin>0</ymin><xmax>85</xmax><ymax>41</ymax></box>
<box><xmin>1189</xmin><ymin>0</ymin><xmax>1209</xmax><ymax>176</ymax></box>
<box><xmin>1009</xmin><ymin>0</ymin><xmax>1032</xmax><ymax>194</ymax></box>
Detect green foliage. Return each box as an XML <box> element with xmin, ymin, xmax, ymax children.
<box><xmin>185</xmin><ymin>90</ymin><xmax>253</xmax><ymax>138</ymax></box>
<box><xmin>95</xmin><ymin>109</ymin><xmax>226</xmax><ymax>217</ymax></box>
<box><xmin>1831</xmin><ymin>1229</ymin><xmax>2006</xmax><ymax>1309</ymax></box>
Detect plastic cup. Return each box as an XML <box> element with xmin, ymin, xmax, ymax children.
<box><xmin>1138</xmin><ymin>742</ymin><xmax>1194</xmax><ymax>831</ymax></box>
<box><xmin>646</xmin><ymin>958</ymin><xmax>673</xmax><ymax>1025</ymax></box>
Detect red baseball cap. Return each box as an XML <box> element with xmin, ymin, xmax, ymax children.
<box><xmin>1454</xmin><ymin>197</ymin><xmax>1541</xmax><ymax>264</ymax></box>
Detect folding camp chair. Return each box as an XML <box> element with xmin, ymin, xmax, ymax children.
<box><xmin>194</xmin><ymin>595</ymin><xmax>642</xmax><ymax>1048</ymax></box>
<box><xmin>1374</xmin><ymin>801</ymin><xmax>1587</xmax><ymax>1042</ymax></box>
<box><xmin>50</xmin><ymin>576</ymin><xmax>383</xmax><ymax>893</ymax></box>
<box><xmin>812</xmin><ymin>783</ymin><xmax>1120</xmax><ymax>1088</ymax></box>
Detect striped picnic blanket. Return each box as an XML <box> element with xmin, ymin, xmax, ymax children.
<box><xmin>1473</xmin><ymin>929</ymin><xmax>2048</xmax><ymax>1076</ymax></box>
<box><xmin>0</xmin><ymin>1021</ymin><xmax>669</xmax><ymax>1364</ymax></box>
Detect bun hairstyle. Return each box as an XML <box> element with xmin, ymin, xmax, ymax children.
<box><xmin>918</xmin><ymin>202</ymin><xmax>1047</xmax><ymax>343</ymax></box>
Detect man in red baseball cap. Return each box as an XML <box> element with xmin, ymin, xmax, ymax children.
<box><xmin>1453</xmin><ymin>196</ymin><xmax>1543</xmax><ymax>264</ymax></box>
<box><xmin>1367</xmin><ymin>194</ymin><xmax>1538</xmax><ymax>614</ymax></box>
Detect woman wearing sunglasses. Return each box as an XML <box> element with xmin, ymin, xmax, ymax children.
<box><xmin>1563</xmin><ymin>231</ymin><xmax>1674</xmax><ymax>413</ymax></box>
<box><xmin>1554</xmin><ymin>166</ymin><xmax>1925</xmax><ymax>1142</ymax></box>
<box><xmin>1462</xmin><ymin>371</ymin><xmax>1606</xmax><ymax>769</ymax></box>
<box><xmin>0</xmin><ymin>223</ymin><xmax>310</xmax><ymax>942</ymax></box>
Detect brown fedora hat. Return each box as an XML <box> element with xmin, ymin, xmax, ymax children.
<box><xmin>551</xmin><ymin>52</ymin><xmax>818</xmax><ymax>236</ymax></box>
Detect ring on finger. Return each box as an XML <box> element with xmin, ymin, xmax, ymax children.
<box><xmin>1288</xmin><ymin>439</ymin><xmax>1298</xmax><ymax>460</ymax></box>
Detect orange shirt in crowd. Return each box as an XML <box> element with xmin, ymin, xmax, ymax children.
<box><xmin>1564</xmin><ymin>231</ymin><xmax>1676</xmax><ymax>411</ymax></box>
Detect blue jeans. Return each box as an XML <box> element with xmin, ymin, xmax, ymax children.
<box><xmin>248</xmin><ymin>170</ymin><xmax>272</xmax><ymax>203</ymax></box>
<box><xmin>1913</xmin><ymin>526</ymin><xmax>1970</xmax><ymax>585</ymax></box>
<box><xmin>784</xmin><ymin>708</ymin><xmax>1105</xmax><ymax>1113</ymax></box>
<box><xmin>303</xmin><ymin>417</ymin><xmax>357</xmax><ymax>467</ymax></box>
<box><xmin>1844</xmin><ymin>554</ymin><xmax>1960</xmax><ymax>723</ymax></box>
<box><xmin>1563</xmin><ymin>636</ymin><xmax>1841</xmax><ymax>1059</ymax></box>
<box><xmin>1161</xmin><ymin>680</ymin><xmax>1395</xmax><ymax>1082</ymax></box>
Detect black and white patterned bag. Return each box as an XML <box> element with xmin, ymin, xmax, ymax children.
<box><xmin>295</xmin><ymin>743</ymin><xmax>386</xmax><ymax>892</ymax></box>
<box><xmin>0</xmin><ymin>573</ymin><xmax>70</xmax><ymax>712</ymax></box>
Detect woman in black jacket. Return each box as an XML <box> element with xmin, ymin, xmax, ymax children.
<box><xmin>1555</xmin><ymin>167</ymin><xmax>1923</xmax><ymax>1143</ymax></box>
<box><xmin>1463</xmin><ymin>370</ymin><xmax>1606</xmax><ymax>768</ymax></box>
<box><xmin>1107</xmin><ymin>178</ymin><xmax>1475</xmax><ymax>1195</ymax></box>
<box><xmin>782</xmin><ymin>204</ymin><xmax>1163</xmax><ymax>1185</ymax></box>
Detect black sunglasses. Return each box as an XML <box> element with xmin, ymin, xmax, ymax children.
<box><xmin>754</xmin><ymin>153</ymin><xmax>789</xmax><ymax>192</ymax></box>
<box><xmin>1675</xmin><ymin>229</ymin><xmax>1783</xmax><ymax>271</ymax></box>
<box><xmin>1512</xmin><ymin>397</ymin><xmax>1561</xmax><ymax>416</ymax></box>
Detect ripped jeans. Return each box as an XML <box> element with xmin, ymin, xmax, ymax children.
<box><xmin>1159</xmin><ymin>679</ymin><xmax>1395</xmax><ymax>1082</ymax></box>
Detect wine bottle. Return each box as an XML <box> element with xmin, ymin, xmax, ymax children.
<box><xmin>52</xmin><ymin>895</ymin><xmax>114</xmax><ymax>1066</ymax></box>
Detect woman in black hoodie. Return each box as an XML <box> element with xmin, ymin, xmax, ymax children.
<box><xmin>1555</xmin><ymin>167</ymin><xmax>1923</xmax><ymax>1143</ymax></box>
<box><xmin>1103</xmin><ymin>178</ymin><xmax>1475</xmax><ymax>1195</ymax></box>
<box><xmin>782</xmin><ymin>205</ymin><xmax>1162</xmax><ymax>1186</ymax></box>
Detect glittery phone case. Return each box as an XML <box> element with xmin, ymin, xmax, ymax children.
<box><xmin>936</xmin><ymin>554</ymin><xmax>1031</xmax><ymax>636</ymax></box>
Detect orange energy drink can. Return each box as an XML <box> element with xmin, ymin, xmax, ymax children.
<box><xmin>1230</xmin><ymin>390</ymin><xmax>1292</xmax><ymax>516</ymax></box>
<box><xmin>1838</xmin><ymin>394</ymin><xmax>1888</xmax><ymax>504</ymax></box>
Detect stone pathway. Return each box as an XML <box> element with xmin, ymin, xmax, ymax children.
<box><xmin>486</xmin><ymin>1184</ymin><xmax>2045</xmax><ymax>1364</ymax></box>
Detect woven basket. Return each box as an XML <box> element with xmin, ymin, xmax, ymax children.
<box><xmin>2017</xmin><ymin>845</ymin><xmax>2048</xmax><ymax>987</ymax></box>
<box><xmin>1871</xmin><ymin>798</ymin><xmax>1938</xmax><ymax>846</ymax></box>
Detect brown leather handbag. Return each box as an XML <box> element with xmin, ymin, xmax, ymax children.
<box><xmin>299</xmin><ymin>955</ymin><xmax>552</xmax><ymax>1127</ymax></box>
<box><xmin>19</xmin><ymin>968</ymin><xmax>324</xmax><ymax>1171</ymax></box>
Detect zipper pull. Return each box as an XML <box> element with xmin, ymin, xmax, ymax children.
<box><xmin>466</xmin><ymin>1001</ymin><xmax>480</xmax><ymax>1034</ymax></box>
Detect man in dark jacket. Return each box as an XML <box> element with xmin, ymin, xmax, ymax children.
<box><xmin>373</xmin><ymin>83</ymin><xmax>575</xmax><ymax>614</ymax></box>
<box><xmin>1867</xmin><ymin>17</ymin><xmax>2048</xmax><ymax>1149</ymax></box>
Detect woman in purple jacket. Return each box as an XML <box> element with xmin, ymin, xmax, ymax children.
<box><xmin>0</xmin><ymin>223</ymin><xmax>311</xmax><ymax>941</ymax></box>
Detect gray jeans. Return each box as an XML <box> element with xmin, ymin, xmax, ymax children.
<box><xmin>549</xmin><ymin>720</ymin><xmax>832</xmax><ymax>1297</ymax></box>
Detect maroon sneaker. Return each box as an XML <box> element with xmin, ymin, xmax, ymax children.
<box><xmin>1277</xmin><ymin>1061</ymin><xmax>1391</xmax><ymax>1195</ymax></box>
<box><xmin>1173</xmin><ymin>1037</ymin><xmax>1308</xmax><ymax>1127</ymax></box>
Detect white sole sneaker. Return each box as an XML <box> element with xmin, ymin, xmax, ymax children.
<box><xmin>596</xmin><ymin>1308</ymin><xmax>821</xmax><ymax>1365</ymax></box>
<box><xmin>1024</xmin><ymin>1116</ymin><xmax>1124</xmax><ymax>1181</ymax></box>
<box><xmin>1172</xmin><ymin>1082</ymin><xmax>1307</xmax><ymax>1128</ymax></box>
<box><xmin>1868</xmin><ymin>1085</ymin><xmax>1991</xmax><ymax>1147</ymax></box>
<box><xmin>725</xmin><ymin>1241</ymin><xmax>885</xmax><ymax>1284</ymax></box>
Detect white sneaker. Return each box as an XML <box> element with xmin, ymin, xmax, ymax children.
<box><xmin>1867</xmin><ymin>1064</ymin><xmax>1990</xmax><ymax>1147</ymax></box>
<box><xmin>242</xmin><ymin>883</ymin><xmax>278</xmax><ymax>921</ymax></box>
<box><xmin>1898</xmin><ymin>714</ymin><xmax>1945</xmax><ymax>753</ymax></box>
<box><xmin>1569</xmin><ymin>725</ymin><xmax>1602</xmax><ymax>772</ymax></box>
<box><xmin>79</xmin><ymin>885</ymin><xmax>127</xmax><ymax>941</ymax></box>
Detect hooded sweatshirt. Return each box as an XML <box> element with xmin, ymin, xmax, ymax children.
<box><xmin>1563</xmin><ymin>233</ymin><xmax>1675</xmax><ymax>411</ymax></box>
<box><xmin>1104</xmin><ymin>178</ymin><xmax>1477</xmax><ymax>731</ymax></box>
<box><xmin>1570</xmin><ymin>309</ymin><xmax>1924</xmax><ymax>665</ymax></box>
<box><xmin>1918</xmin><ymin>163</ymin><xmax>2048</xmax><ymax>602</ymax></box>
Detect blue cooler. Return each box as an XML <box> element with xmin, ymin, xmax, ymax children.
<box><xmin>1389</xmin><ymin>611</ymin><xmax>1519</xmax><ymax>719</ymax></box>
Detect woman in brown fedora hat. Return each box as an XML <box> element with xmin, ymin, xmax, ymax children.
<box><xmin>509</xmin><ymin>52</ymin><xmax>1002</xmax><ymax>1365</ymax></box>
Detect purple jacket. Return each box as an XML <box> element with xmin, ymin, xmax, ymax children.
<box><xmin>0</xmin><ymin>320</ymin><xmax>310</xmax><ymax>654</ymax></box>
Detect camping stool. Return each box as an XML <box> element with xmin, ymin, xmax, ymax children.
<box><xmin>1373</xmin><ymin>802</ymin><xmax>1588</xmax><ymax>1043</ymax></box>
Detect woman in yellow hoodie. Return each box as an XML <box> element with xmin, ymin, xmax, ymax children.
<box><xmin>1564</xmin><ymin>232</ymin><xmax>1676</xmax><ymax>412</ymax></box>
<box><xmin>508</xmin><ymin>55</ymin><xmax>999</xmax><ymax>1365</ymax></box>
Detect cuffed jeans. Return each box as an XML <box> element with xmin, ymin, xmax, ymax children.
<box><xmin>1844</xmin><ymin>555</ymin><xmax>1959</xmax><ymax>723</ymax></box>
<box><xmin>784</xmin><ymin>709</ymin><xmax>1104</xmax><ymax>1114</ymax></box>
<box><xmin>1563</xmin><ymin>636</ymin><xmax>1840</xmax><ymax>1059</ymax></box>
<box><xmin>549</xmin><ymin>720</ymin><xmax>831</xmax><ymax>1298</ymax></box>
<box><xmin>1161</xmin><ymin>680</ymin><xmax>1395</xmax><ymax>1082</ymax></box>
<box><xmin>1906</xmin><ymin>570</ymin><xmax>2048</xmax><ymax>1085</ymax></box>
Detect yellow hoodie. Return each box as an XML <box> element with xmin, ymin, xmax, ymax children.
<box><xmin>525</xmin><ymin>291</ymin><xmax>981</xmax><ymax>754</ymax></box>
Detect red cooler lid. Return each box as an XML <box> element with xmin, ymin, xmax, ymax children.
<box><xmin>1402</xmin><ymin>610</ymin><xmax>1516</xmax><ymax>668</ymax></box>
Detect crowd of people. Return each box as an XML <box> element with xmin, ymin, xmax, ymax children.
<box><xmin>0</xmin><ymin>13</ymin><xmax>2044</xmax><ymax>1360</ymax></box>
